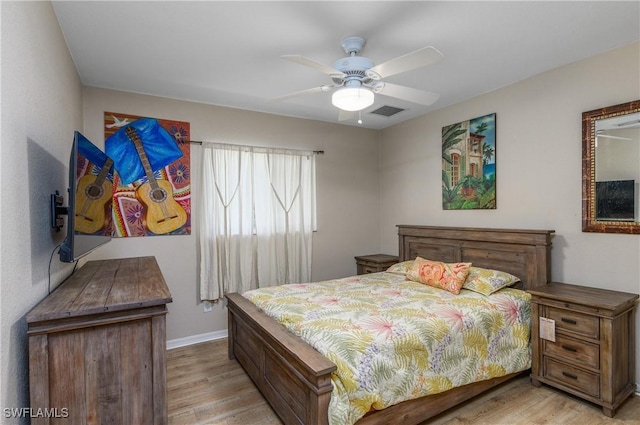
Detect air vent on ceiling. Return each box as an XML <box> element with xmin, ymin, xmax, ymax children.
<box><xmin>369</xmin><ymin>105</ymin><xmax>405</xmax><ymax>117</ymax></box>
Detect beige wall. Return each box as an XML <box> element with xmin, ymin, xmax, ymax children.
<box><xmin>379</xmin><ymin>42</ymin><xmax>640</xmax><ymax>384</ymax></box>
<box><xmin>81</xmin><ymin>87</ymin><xmax>381</xmax><ymax>342</ymax></box>
<box><xmin>0</xmin><ymin>0</ymin><xmax>84</xmax><ymax>415</ymax></box>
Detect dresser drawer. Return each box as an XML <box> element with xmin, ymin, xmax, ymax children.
<box><xmin>355</xmin><ymin>254</ymin><xmax>399</xmax><ymax>275</ymax></box>
<box><xmin>543</xmin><ymin>334</ymin><xmax>599</xmax><ymax>369</ymax></box>
<box><xmin>544</xmin><ymin>358</ymin><xmax>600</xmax><ymax>398</ymax></box>
<box><xmin>360</xmin><ymin>265</ymin><xmax>382</xmax><ymax>274</ymax></box>
<box><xmin>545</xmin><ymin>307</ymin><xmax>599</xmax><ymax>339</ymax></box>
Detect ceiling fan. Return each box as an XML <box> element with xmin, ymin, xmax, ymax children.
<box><xmin>596</xmin><ymin>131</ymin><xmax>632</xmax><ymax>141</ymax></box>
<box><xmin>595</xmin><ymin>130</ymin><xmax>632</xmax><ymax>147</ymax></box>
<box><xmin>595</xmin><ymin>113</ymin><xmax>639</xmax><ymax>144</ymax></box>
<box><xmin>272</xmin><ymin>36</ymin><xmax>443</xmax><ymax>116</ymax></box>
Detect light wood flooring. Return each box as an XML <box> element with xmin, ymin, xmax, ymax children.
<box><xmin>167</xmin><ymin>339</ymin><xmax>640</xmax><ymax>425</ymax></box>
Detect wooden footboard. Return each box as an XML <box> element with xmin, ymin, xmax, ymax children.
<box><xmin>226</xmin><ymin>292</ymin><xmax>336</xmax><ymax>425</ymax></box>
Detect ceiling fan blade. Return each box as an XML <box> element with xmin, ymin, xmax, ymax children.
<box><xmin>268</xmin><ymin>85</ymin><xmax>334</xmax><ymax>103</ymax></box>
<box><xmin>379</xmin><ymin>82</ymin><xmax>440</xmax><ymax>106</ymax></box>
<box><xmin>368</xmin><ymin>46</ymin><xmax>443</xmax><ymax>79</ymax></box>
<box><xmin>596</xmin><ymin>134</ymin><xmax>632</xmax><ymax>141</ymax></box>
<box><xmin>281</xmin><ymin>55</ymin><xmax>346</xmax><ymax>78</ymax></box>
<box><xmin>616</xmin><ymin>118</ymin><xmax>640</xmax><ymax>127</ymax></box>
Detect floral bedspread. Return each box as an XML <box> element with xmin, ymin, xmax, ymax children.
<box><xmin>243</xmin><ymin>271</ymin><xmax>532</xmax><ymax>425</ymax></box>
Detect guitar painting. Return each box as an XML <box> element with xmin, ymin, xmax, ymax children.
<box><xmin>125</xmin><ymin>126</ymin><xmax>187</xmax><ymax>235</ymax></box>
<box><xmin>105</xmin><ymin>114</ymin><xmax>191</xmax><ymax>237</ymax></box>
<box><xmin>74</xmin><ymin>157</ymin><xmax>114</xmax><ymax>234</ymax></box>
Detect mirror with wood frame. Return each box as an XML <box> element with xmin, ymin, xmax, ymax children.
<box><xmin>582</xmin><ymin>99</ymin><xmax>640</xmax><ymax>234</ymax></box>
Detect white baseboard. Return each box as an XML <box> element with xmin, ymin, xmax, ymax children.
<box><xmin>166</xmin><ymin>330</ymin><xmax>228</xmax><ymax>350</ymax></box>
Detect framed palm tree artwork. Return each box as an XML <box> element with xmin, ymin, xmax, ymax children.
<box><xmin>442</xmin><ymin>113</ymin><xmax>496</xmax><ymax>210</ymax></box>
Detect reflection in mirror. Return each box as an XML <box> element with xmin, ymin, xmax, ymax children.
<box><xmin>595</xmin><ymin>113</ymin><xmax>640</xmax><ymax>222</ymax></box>
<box><xmin>583</xmin><ymin>100</ymin><xmax>640</xmax><ymax>234</ymax></box>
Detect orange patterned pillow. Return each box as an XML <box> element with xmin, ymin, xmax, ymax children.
<box><xmin>406</xmin><ymin>257</ymin><xmax>472</xmax><ymax>295</ymax></box>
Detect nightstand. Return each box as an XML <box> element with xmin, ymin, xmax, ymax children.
<box><xmin>354</xmin><ymin>254</ymin><xmax>399</xmax><ymax>275</ymax></box>
<box><xmin>528</xmin><ymin>282</ymin><xmax>638</xmax><ymax>417</ymax></box>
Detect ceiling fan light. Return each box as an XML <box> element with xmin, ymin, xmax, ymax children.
<box><xmin>332</xmin><ymin>87</ymin><xmax>374</xmax><ymax>111</ymax></box>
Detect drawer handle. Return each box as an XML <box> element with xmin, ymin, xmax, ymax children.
<box><xmin>561</xmin><ymin>317</ymin><xmax>577</xmax><ymax>325</ymax></box>
<box><xmin>562</xmin><ymin>371</ymin><xmax>578</xmax><ymax>380</ymax></box>
<box><xmin>561</xmin><ymin>344</ymin><xmax>578</xmax><ymax>353</ymax></box>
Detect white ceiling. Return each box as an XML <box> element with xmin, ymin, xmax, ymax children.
<box><xmin>51</xmin><ymin>1</ymin><xmax>640</xmax><ymax>130</ymax></box>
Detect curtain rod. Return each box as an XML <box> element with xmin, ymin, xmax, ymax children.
<box><xmin>188</xmin><ymin>140</ymin><xmax>324</xmax><ymax>155</ymax></box>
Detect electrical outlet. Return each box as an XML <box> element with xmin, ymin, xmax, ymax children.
<box><xmin>203</xmin><ymin>300</ymin><xmax>213</xmax><ymax>312</ymax></box>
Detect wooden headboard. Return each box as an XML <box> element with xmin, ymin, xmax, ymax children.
<box><xmin>397</xmin><ymin>225</ymin><xmax>555</xmax><ymax>290</ymax></box>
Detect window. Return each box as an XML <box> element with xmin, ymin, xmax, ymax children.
<box><xmin>470</xmin><ymin>162</ymin><xmax>478</xmax><ymax>178</ymax></box>
<box><xmin>199</xmin><ymin>143</ymin><xmax>317</xmax><ymax>301</ymax></box>
<box><xmin>451</xmin><ymin>153</ymin><xmax>460</xmax><ymax>186</ymax></box>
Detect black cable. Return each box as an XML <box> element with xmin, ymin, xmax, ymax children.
<box><xmin>47</xmin><ymin>244</ymin><xmax>79</xmax><ymax>294</ymax></box>
<box><xmin>48</xmin><ymin>244</ymin><xmax>61</xmax><ymax>294</ymax></box>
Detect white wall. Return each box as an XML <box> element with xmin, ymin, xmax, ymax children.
<box><xmin>0</xmin><ymin>1</ymin><xmax>83</xmax><ymax>419</ymax></box>
<box><xmin>379</xmin><ymin>42</ymin><xmax>640</xmax><ymax>384</ymax></box>
<box><xmin>81</xmin><ymin>87</ymin><xmax>381</xmax><ymax>341</ymax></box>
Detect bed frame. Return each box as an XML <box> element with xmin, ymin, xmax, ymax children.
<box><xmin>226</xmin><ymin>225</ymin><xmax>555</xmax><ymax>425</ymax></box>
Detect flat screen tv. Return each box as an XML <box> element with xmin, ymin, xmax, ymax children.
<box><xmin>595</xmin><ymin>179</ymin><xmax>635</xmax><ymax>222</ymax></box>
<box><xmin>58</xmin><ymin>131</ymin><xmax>114</xmax><ymax>262</ymax></box>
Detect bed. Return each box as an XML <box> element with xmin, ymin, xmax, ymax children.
<box><xmin>226</xmin><ymin>225</ymin><xmax>554</xmax><ymax>425</ymax></box>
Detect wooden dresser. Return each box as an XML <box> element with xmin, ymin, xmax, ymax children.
<box><xmin>27</xmin><ymin>256</ymin><xmax>172</xmax><ymax>425</ymax></box>
<box><xmin>354</xmin><ymin>254</ymin><xmax>399</xmax><ymax>275</ymax></box>
<box><xmin>529</xmin><ymin>282</ymin><xmax>638</xmax><ymax>417</ymax></box>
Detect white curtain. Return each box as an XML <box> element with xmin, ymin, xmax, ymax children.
<box><xmin>199</xmin><ymin>143</ymin><xmax>316</xmax><ymax>301</ymax></box>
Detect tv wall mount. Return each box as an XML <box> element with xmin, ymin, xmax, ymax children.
<box><xmin>50</xmin><ymin>190</ymin><xmax>68</xmax><ymax>232</ymax></box>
